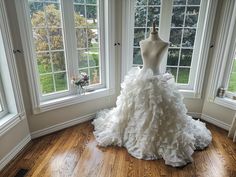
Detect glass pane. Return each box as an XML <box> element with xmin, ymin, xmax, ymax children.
<box><xmin>76</xmin><ymin>28</ymin><xmax>87</xmax><ymax>48</ymax></box>
<box><xmin>52</xmin><ymin>52</ymin><xmax>66</xmax><ymax>71</ymax></box>
<box><xmin>86</xmin><ymin>5</ymin><xmax>97</xmax><ymax>27</ymax></box>
<box><xmin>186</xmin><ymin>6</ymin><xmax>199</xmax><ymax>15</ymax></box>
<box><xmin>74</xmin><ymin>5</ymin><xmax>86</xmax><ymax>27</ymax></box>
<box><xmin>136</xmin><ymin>0</ymin><xmax>147</xmax><ymax>6</ymax></box>
<box><xmin>173</xmin><ymin>0</ymin><xmax>186</xmax><ymax>5</ymax></box>
<box><xmin>178</xmin><ymin>68</ymin><xmax>190</xmax><ymax>84</ymax></box>
<box><xmin>88</xmin><ymin>49</ymin><xmax>99</xmax><ymax>67</ymax></box>
<box><xmin>166</xmin><ymin>67</ymin><xmax>177</xmax><ymax>81</ymax></box>
<box><xmin>78</xmin><ymin>49</ymin><xmax>88</xmax><ymax>68</ymax></box>
<box><xmin>167</xmin><ymin>49</ymin><xmax>179</xmax><ymax>66</ymax></box>
<box><xmin>0</xmin><ymin>102</ymin><xmax>2</xmax><ymax>112</ymax></box>
<box><xmin>185</xmin><ymin>15</ymin><xmax>198</xmax><ymax>27</ymax></box>
<box><xmin>148</xmin><ymin>0</ymin><xmax>161</xmax><ymax>5</ymax></box>
<box><xmin>171</xmin><ymin>7</ymin><xmax>185</xmax><ymax>27</ymax></box>
<box><xmin>147</xmin><ymin>7</ymin><xmax>160</xmax><ymax>27</ymax></box>
<box><xmin>133</xmin><ymin>48</ymin><xmax>143</xmax><ymax>65</ymax></box>
<box><xmin>45</xmin><ymin>3</ymin><xmax>61</xmax><ymax>27</ymax></box>
<box><xmin>228</xmin><ymin>59</ymin><xmax>236</xmax><ymax>92</ymax></box>
<box><xmin>182</xmin><ymin>28</ymin><xmax>196</xmax><ymax>47</ymax></box>
<box><xmin>49</xmin><ymin>28</ymin><xmax>64</xmax><ymax>50</ymax></box>
<box><xmin>29</xmin><ymin>2</ymin><xmax>45</xmax><ymax>27</ymax></box>
<box><xmin>36</xmin><ymin>52</ymin><xmax>52</xmax><ymax>73</ymax></box>
<box><xmin>134</xmin><ymin>6</ymin><xmax>147</xmax><ymax>27</ymax></box>
<box><xmin>188</xmin><ymin>0</ymin><xmax>201</xmax><ymax>5</ymax></box>
<box><xmin>169</xmin><ymin>28</ymin><xmax>182</xmax><ymax>47</ymax></box>
<box><xmin>40</xmin><ymin>74</ymin><xmax>54</xmax><ymax>94</ymax></box>
<box><xmin>33</xmin><ymin>28</ymin><xmax>49</xmax><ymax>51</ymax></box>
<box><xmin>89</xmin><ymin>67</ymin><xmax>100</xmax><ymax>84</ymax></box>
<box><xmin>180</xmin><ymin>49</ymin><xmax>193</xmax><ymax>66</ymax></box>
<box><xmin>54</xmin><ymin>72</ymin><xmax>68</xmax><ymax>91</ymax></box>
<box><xmin>79</xmin><ymin>68</ymin><xmax>89</xmax><ymax>75</ymax></box>
<box><xmin>133</xmin><ymin>28</ymin><xmax>145</xmax><ymax>46</ymax></box>
<box><xmin>88</xmin><ymin>28</ymin><xmax>98</xmax><ymax>48</ymax></box>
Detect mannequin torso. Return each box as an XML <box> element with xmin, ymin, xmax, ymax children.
<box><xmin>140</xmin><ymin>31</ymin><xmax>169</xmax><ymax>75</ymax></box>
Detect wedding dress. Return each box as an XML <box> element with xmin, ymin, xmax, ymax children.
<box><xmin>92</xmin><ymin>27</ymin><xmax>212</xmax><ymax>167</ymax></box>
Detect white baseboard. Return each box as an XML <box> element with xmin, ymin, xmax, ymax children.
<box><xmin>187</xmin><ymin>112</ymin><xmax>202</xmax><ymax>119</ymax></box>
<box><xmin>188</xmin><ymin>112</ymin><xmax>231</xmax><ymax>130</ymax></box>
<box><xmin>0</xmin><ymin>134</ymin><xmax>31</xmax><ymax>171</ymax></box>
<box><xmin>30</xmin><ymin>113</ymin><xmax>96</xmax><ymax>139</ymax></box>
<box><xmin>201</xmin><ymin>114</ymin><xmax>231</xmax><ymax>131</ymax></box>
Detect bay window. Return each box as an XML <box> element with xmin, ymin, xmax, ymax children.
<box><xmin>123</xmin><ymin>0</ymin><xmax>215</xmax><ymax>94</ymax></box>
<box><xmin>16</xmin><ymin>0</ymin><xmax>115</xmax><ymax>113</ymax></box>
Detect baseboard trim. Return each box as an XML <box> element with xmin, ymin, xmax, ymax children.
<box><xmin>201</xmin><ymin>114</ymin><xmax>231</xmax><ymax>131</ymax></box>
<box><xmin>0</xmin><ymin>134</ymin><xmax>31</xmax><ymax>171</ymax></box>
<box><xmin>188</xmin><ymin>112</ymin><xmax>231</xmax><ymax>130</ymax></box>
<box><xmin>30</xmin><ymin>113</ymin><xmax>96</xmax><ymax>139</ymax></box>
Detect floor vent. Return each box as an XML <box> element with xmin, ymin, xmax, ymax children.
<box><xmin>14</xmin><ymin>168</ymin><xmax>29</xmax><ymax>177</ymax></box>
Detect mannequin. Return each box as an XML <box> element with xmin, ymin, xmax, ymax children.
<box><xmin>140</xmin><ymin>23</ymin><xmax>169</xmax><ymax>75</ymax></box>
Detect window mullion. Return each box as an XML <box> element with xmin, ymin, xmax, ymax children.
<box><xmin>159</xmin><ymin>0</ymin><xmax>173</xmax><ymax>74</ymax></box>
<box><xmin>61</xmin><ymin>0</ymin><xmax>78</xmax><ymax>93</ymax></box>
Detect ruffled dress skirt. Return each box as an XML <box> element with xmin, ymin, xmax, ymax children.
<box><xmin>92</xmin><ymin>67</ymin><xmax>212</xmax><ymax>167</ymax></box>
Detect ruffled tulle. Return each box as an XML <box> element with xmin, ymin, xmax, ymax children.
<box><xmin>92</xmin><ymin>67</ymin><xmax>212</xmax><ymax>167</ymax></box>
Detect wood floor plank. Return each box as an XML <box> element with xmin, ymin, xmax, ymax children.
<box><xmin>0</xmin><ymin>121</ymin><xmax>236</xmax><ymax>177</ymax></box>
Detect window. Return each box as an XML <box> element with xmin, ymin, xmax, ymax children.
<box><xmin>133</xmin><ymin>0</ymin><xmax>161</xmax><ymax>66</ymax></box>
<box><xmin>166</xmin><ymin>0</ymin><xmax>201</xmax><ymax>85</ymax></box>
<box><xmin>124</xmin><ymin>0</ymin><xmax>210</xmax><ymax>91</ymax></box>
<box><xmin>0</xmin><ymin>75</ymin><xmax>7</xmax><ymax>118</ymax></box>
<box><xmin>21</xmin><ymin>0</ymin><xmax>106</xmax><ymax>102</ymax></box>
<box><xmin>227</xmin><ymin>52</ymin><xmax>236</xmax><ymax>93</ymax></box>
<box><xmin>29</xmin><ymin>0</ymin><xmax>68</xmax><ymax>96</ymax></box>
<box><xmin>16</xmin><ymin>0</ymin><xmax>115</xmax><ymax>112</ymax></box>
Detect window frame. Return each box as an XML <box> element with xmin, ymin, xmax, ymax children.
<box><xmin>122</xmin><ymin>0</ymin><xmax>217</xmax><ymax>98</ymax></box>
<box><xmin>16</xmin><ymin>0</ymin><xmax>116</xmax><ymax>114</ymax></box>
<box><xmin>211</xmin><ymin>0</ymin><xmax>236</xmax><ymax>109</ymax></box>
<box><xmin>0</xmin><ymin>0</ymin><xmax>26</xmax><ymax>135</ymax></box>
<box><xmin>0</xmin><ymin>75</ymin><xmax>8</xmax><ymax>118</ymax></box>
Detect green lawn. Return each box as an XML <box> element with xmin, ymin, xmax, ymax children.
<box><xmin>228</xmin><ymin>59</ymin><xmax>236</xmax><ymax>92</ymax></box>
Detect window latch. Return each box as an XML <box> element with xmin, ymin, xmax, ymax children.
<box><xmin>13</xmin><ymin>49</ymin><xmax>23</xmax><ymax>54</ymax></box>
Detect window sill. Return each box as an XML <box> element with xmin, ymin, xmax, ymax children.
<box><xmin>214</xmin><ymin>96</ymin><xmax>236</xmax><ymax>110</ymax></box>
<box><xmin>33</xmin><ymin>88</ymin><xmax>115</xmax><ymax>114</ymax></box>
<box><xmin>0</xmin><ymin>113</ymin><xmax>25</xmax><ymax>137</ymax></box>
<box><xmin>179</xmin><ymin>89</ymin><xmax>201</xmax><ymax>99</ymax></box>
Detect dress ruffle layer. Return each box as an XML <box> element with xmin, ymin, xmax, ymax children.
<box><xmin>92</xmin><ymin>67</ymin><xmax>212</xmax><ymax>167</ymax></box>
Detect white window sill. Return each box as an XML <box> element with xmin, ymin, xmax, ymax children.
<box><xmin>214</xmin><ymin>96</ymin><xmax>236</xmax><ymax>110</ymax></box>
<box><xmin>33</xmin><ymin>88</ymin><xmax>115</xmax><ymax>114</ymax></box>
<box><xmin>0</xmin><ymin>113</ymin><xmax>25</xmax><ymax>137</ymax></box>
<box><xmin>179</xmin><ymin>89</ymin><xmax>201</xmax><ymax>99</ymax></box>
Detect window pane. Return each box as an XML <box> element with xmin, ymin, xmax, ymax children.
<box><xmin>54</xmin><ymin>72</ymin><xmax>68</xmax><ymax>91</ymax></box>
<box><xmin>166</xmin><ymin>1</ymin><xmax>201</xmax><ymax>85</ymax></box>
<box><xmin>180</xmin><ymin>49</ymin><xmax>193</xmax><ymax>66</ymax></box>
<box><xmin>37</xmin><ymin>52</ymin><xmax>52</xmax><ymax>73</ymax></box>
<box><xmin>166</xmin><ymin>67</ymin><xmax>177</xmax><ymax>81</ymax></box>
<box><xmin>74</xmin><ymin>0</ymin><xmax>101</xmax><ymax>86</ymax></box>
<box><xmin>167</xmin><ymin>49</ymin><xmax>179</xmax><ymax>66</ymax></box>
<box><xmin>0</xmin><ymin>102</ymin><xmax>2</xmax><ymax>112</ymax></box>
<box><xmin>178</xmin><ymin>68</ymin><xmax>190</xmax><ymax>84</ymax></box>
<box><xmin>169</xmin><ymin>28</ymin><xmax>182</xmax><ymax>47</ymax></box>
<box><xmin>28</xmin><ymin>0</ymin><xmax>68</xmax><ymax>96</ymax></box>
<box><xmin>40</xmin><ymin>74</ymin><xmax>54</xmax><ymax>94</ymax></box>
<box><xmin>171</xmin><ymin>7</ymin><xmax>185</xmax><ymax>27</ymax></box>
<box><xmin>134</xmin><ymin>28</ymin><xmax>145</xmax><ymax>47</ymax></box>
<box><xmin>133</xmin><ymin>48</ymin><xmax>143</xmax><ymax>65</ymax></box>
<box><xmin>228</xmin><ymin>58</ymin><xmax>236</xmax><ymax>92</ymax></box>
<box><xmin>132</xmin><ymin>1</ymin><xmax>161</xmax><ymax>66</ymax></box>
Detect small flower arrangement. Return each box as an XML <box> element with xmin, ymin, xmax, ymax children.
<box><xmin>71</xmin><ymin>72</ymin><xmax>89</xmax><ymax>94</ymax></box>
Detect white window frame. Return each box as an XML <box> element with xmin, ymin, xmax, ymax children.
<box><xmin>0</xmin><ymin>0</ymin><xmax>26</xmax><ymax>136</ymax></box>
<box><xmin>122</xmin><ymin>0</ymin><xmax>218</xmax><ymax>98</ymax></box>
<box><xmin>211</xmin><ymin>0</ymin><xmax>236</xmax><ymax>110</ymax></box>
<box><xmin>16</xmin><ymin>0</ymin><xmax>116</xmax><ymax>114</ymax></box>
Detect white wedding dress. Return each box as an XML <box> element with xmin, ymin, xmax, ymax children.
<box><xmin>92</xmin><ymin>30</ymin><xmax>212</xmax><ymax>167</ymax></box>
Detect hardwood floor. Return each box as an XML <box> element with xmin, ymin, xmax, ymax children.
<box><xmin>1</xmin><ymin>121</ymin><xmax>236</xmax><ymax>177</ymax></box>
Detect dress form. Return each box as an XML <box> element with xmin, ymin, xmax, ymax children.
<box><xmin>140</xmin><ymin>23</ymin><xmax>169</xmax><ymax>75</ymax></box>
